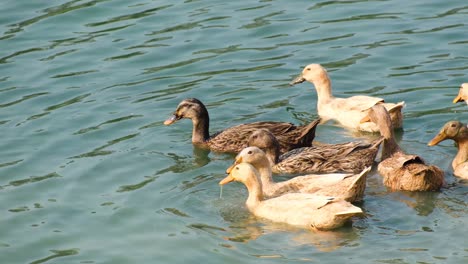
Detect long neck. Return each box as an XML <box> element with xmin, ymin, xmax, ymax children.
<box><xmin>253</xmin><ymin>159</ymin><xmax>276</xmax><ymax>194</ymax></box>
<box><xmin>244</xmin><ymin>174</ymin><xmax>263</xmax><ymax>210</ymax></box>
<box><xmin>263</xmin><ymin>146</ymin><xmax>279</xmax><ymax>166</ymax></box>
<box><xmin>191</xmin><ymin>112</ymin><xmax>210</xmax><ymax>143</ymax></box>
<box><xmin>379</xmin><ymin>117</ymin><xmax>402</xmax><ymax>160</ymax></box>
<box><xmin>314</xmin><ymin>74</ymin><xmax>334</xmax><ymax>104</ymax></box>
<box><xmin>454</xmin><ymin>139</ymin><xmax>468</xmax><ymax>168</ymax></box>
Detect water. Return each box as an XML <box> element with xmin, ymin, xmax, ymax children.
<box><xmin>0</xmin><ymin>0</ymin><xmax>467</xmax><ymax>263</ymax></box>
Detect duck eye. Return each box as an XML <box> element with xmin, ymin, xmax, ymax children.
<box><xmin>248</xmin><ymin>151</ymin><xmax>252</xmax><ymax>154</ymax></box>
<box><xmin>451</xmin><ymin>123</ymin><xmax>457</xmax><ymax>128</ymax></box>
<box><xmin>235</xmin><ymin>167</ymin><xmax>239</xmax><ymax>170</ymax></box>
<box><xmin>306</xmin><ymin>68</ymin><xmax>311</xmax><ymax>71</ymax></box>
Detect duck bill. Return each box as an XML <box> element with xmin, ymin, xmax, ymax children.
<box><xmin>225</xmin><ymin>157</ymin><xmax>243</xmax><ymax>174</ymax></box>
<box><xmin>359</xmin><ymin>115</ymin><xmax>371</xmax><ymax>123</ymax></box>
<box><xmin>219</xmin><ymin>174</ymin><xmax>235</xmax><ymax>185</ymax></box>
<box><xmin>164</xmin><ymin>115</ymin><xmax>179</xmax><ymax>125</ymax></box>
<box><xmin>453</xmin><ymin>94</ymin><xmax>464</xmax><ymax>104</ymax></box>
<box><xmin>289</xmin><ymin>74</ymin><xmax>306</xmax><ymax>86</ymax></box>
<box><xmin>427</xmin><ymin>133</ymin><xmax>446</xmax><ymax>146</ymax></box>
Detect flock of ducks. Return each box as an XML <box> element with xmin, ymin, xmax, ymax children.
<box><xmin>164</xmin><ymin>63</ymin><xmax>468</xmax><ymax>231</ymax></box>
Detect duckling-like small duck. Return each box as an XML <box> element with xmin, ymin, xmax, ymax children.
<box><xmin>220</xmin><ymin>162</ymin><xmax>364</xmax><ymax>230</ymax></box>
<box><xmin>226</xmin><ymin>146</ymin><xmax>370</xmax><ymax>202</ymax></box>
<box><xmin>290</xmin><ymin>64</ymin><xmax>404</xmax><ymax>132</ymax></box>
<box><xmin>453</xmin><ymin>83</ymin><xmax>468</xmax><ymax>105</ymax></box>
<box><xmin>361</xmin><ymin>105</ymin><xmax>444</xmax><ymax>191</ymax></box>
<box><xmin>248</xmin><ymin>128</ymin><xmax>382</xmax><ymax>174</ymax></box>
<box><xmin>164</xmin><ymin>98</ymin><xmax>320</xmax><ymax>153</ymax></box>
<box><xmin>428</xmin><ymin>121</ymin><xmax>468</xmax><ymax>179</ymax></box>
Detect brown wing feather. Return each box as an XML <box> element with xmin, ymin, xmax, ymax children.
<box><xmin>207</xmin><ymin>119</ymin><xmax>320</xmax><ymax>153</ymax></box>
<box><xmin>275</xmin><ymin>139</ymin><xmax>382</xmax><ymax>174</ymax></box>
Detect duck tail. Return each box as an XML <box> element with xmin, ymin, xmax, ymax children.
<box><xmin>335</xmin><ymin>205</ymin><xmax>364</xmax><ymax>217</ymax></box>
<box><xmin>345</xmin><ymin>166</ymin><xmax>371</xmax><ymax>202</ymax></box>
<box><xmin>388</xmin><ymin>101</ymin><xmax>405</xmax><ymax>114</ymax></box>
<box><xmin>298</xmin><ymin>118</ymin><xmax>321</xmax><ymax>147</ymax></box>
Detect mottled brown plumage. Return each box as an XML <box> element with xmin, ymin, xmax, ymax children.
<box><xmin>363</xmin><ymin>105</ymin><xmax>444</xmax><ymax>191</ymax></box>
<box><xmin>248</xmin><ymin>128</ymin><xmax>382</xmax><ymax>174</ymax></box>
<box><xmin>164</xmin><ymin>98</ymin><xmax>320</xmax><ymax>153</ymax></box>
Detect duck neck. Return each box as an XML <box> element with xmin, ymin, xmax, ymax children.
<box><xmin>253</xmin><ymin>160</ymin><xmax>276</xmax><ymax>195</ymax></box>
<box><xmin>454</xmin><ymin>139</ymin><xmax>468</xmax><ymax>168</ymax></box>
<box><xmin>244</xmin><ymin>174</ymin><xmax>263</xmax><ymax>210</ymax></box>
<box><xmin>379</xmin><ymin>119</ymin><xmax>402</xmax><ymax>160</ymax></box>
<box><xmin>313</xmin><ymin>74</ymin><xmax>334</xmax><ymax>104</ymax></box>
<box><xmin>191</xmin><ymin>113</ymin><xmax>210</xmax><ymax>144</ymax></box>
<box><xmin>263</xmin><ymin>147</ymin><xmax>279</xmax><ymax>166</ymax></box>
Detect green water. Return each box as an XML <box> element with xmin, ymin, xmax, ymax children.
<box><xmin>0</xmin><ymin>0</ymin><xmax>467</xmax><ymax>263</ymax></box>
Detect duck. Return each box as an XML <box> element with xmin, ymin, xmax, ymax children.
<box><xmin>289</xmin><ymin>63</ymin><xmax>405</xmax><ymax>132</ymax></box>
<box><xmin>248</xmin><ymin>128</ymin><xmax>382</xmax><ymax>174</ymax></box>
<box><xmin>220</xmin><ymin>162</ymin><xmax>364</xmax><ymax>231</ymax></box>
<box><xmin>226</xmin><ymin>146</ymin><xmax>370</xmax><ymax>202</ymax></box>
<box><xmin>164</xmin><ymin>98</ymin><xmax>320</xmax><ymax>153</ymax></box>
<box><xmin>428</xmin><ymin>121</ymin><xmax>468</xmax><ymax>179</ymax></box>
<box><xmin>360</xmin><ymin>104</ymin><xmax>444</xmax><ymax>191</ymax></box>
<box><xmin>453</xmin><ymin>83</ymin><xmax>468</xmax><ymax>105</ymax></box>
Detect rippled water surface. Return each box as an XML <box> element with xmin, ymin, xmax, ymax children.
<box><xmin>1</xmin><ymin>0</ymin><xmax>467</xmax><ymax>263</ymax></box>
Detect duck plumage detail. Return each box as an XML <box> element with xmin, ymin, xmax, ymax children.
<box><xmin>428</xmin><ymin>121</ymin><xmax>468</xmax><ymax>179</ymax></box>
<box><xmin>164</xmin><ymin>98</ymin><xmax>320</xmax><ymax>153</ymax></box>
<box><xmin>220</xmin><ymin>162</ymin><xmax>364</xmax><ymax>230</ymax></box>
<box><xmin>362</xmin><ymin>104</ymin><xmax>444</xmax><ymax>191</ymax></box>
<box><xmin>248</xmin><ymin>128</ymin><xmax>382</xmax><ymax>174</ymax></box>
<box><xmin>290</xmin><ymin>64</ymin><xmax>404</xmax><ymax>132</ymax></box>
<box><xmin>226</xmin><ymin>146</ymin><xmax>370</xmax><ymax>202</ymax></box>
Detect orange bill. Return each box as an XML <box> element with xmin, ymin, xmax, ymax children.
<box><xmin>225</xmin><ymin>157</ymin><xmax>243</xmax><ymax>174</ymax></box>
<box><xmin>219</xmin><ymin>174</ymin><xmax>235</xmax><ymax>185</ymax></box>
<box><xmin>453</xmin><ymin>93</ymin><xmax>464</xmax><ymax>104</ymax></box>
<box><xmin>427</xmin><ymin>132</ymin><xmax>446</xmax><ymax>146</ymax></box>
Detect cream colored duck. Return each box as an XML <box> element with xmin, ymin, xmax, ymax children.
<box><xmin>164</xmin><ymin>98</ymin><xmax>320</xmax><ymax>153</ymax></box>
<box><xmin>428</xmin><ymin>121</ymin><xmax>468</xmax><ymax>179</ymax></box>
<box><xmin>361</xmin><ymin>105</ymin><xmax>444</xmax><ymax>191</ymax></box>
<box><xmin>220</xmin><ymin>162</ymin><xmax>364</xmax><ymax>230</ymax></box>
<box><xmin>290</xmin><ymin>64</ymin><xmax>405</xmax><ymax>132</ymax></box>
<box><xmin>226</xmin><ymin>146</ymin><xmax>370</xmax><ymax>202</ymax></box>
<box><xmin>453</xmin><ymin>83</ymin><xmax>468</xmax><ymax>105</ymax></box>
<box><xmin>248</xmin><ymin>128</ymin><xmax>382</xmax><ymax>174</ymax></box>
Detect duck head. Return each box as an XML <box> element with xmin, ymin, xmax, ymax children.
<box><xmin>220</xmin><ymin>162</ymin><xmax>258</xmax><ymax>186</ymax></box>
<box><xmin>453</xmin><ymin>83</ymin><xmax>468</xmax><ymax>104</ymax></box>
<box><xmin>428</xmin><ymin>121</ymin><xmax>468</xmax><ymax>146</ymax></box>
<box><xmin>290</xmin><ymin>64</ymin><xmax>330</xmax><ymax>85</ymax></box>
<box><xmin>225</xmin><ymin>146</ymin><xmax>270</xmax><ymax>174</ymax></box>
<box><xmin>164</xmin><ymin>98</ymin><xmax>208</xmax><ymax>125</ymax></box>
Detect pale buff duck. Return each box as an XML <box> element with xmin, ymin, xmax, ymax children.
<box><xmin>361</xmin><ymin>104</ymin><xmax>444</xmax><ymax>191</ymax></box>
<box><xmin>248</xmin><ymin>128</ymin><xmax>382</xmax><ymax>174</ymax></box>
<box><xmin>220</xmin><ymin>162</ymin><xmax>364</xmax><ymax>231</ymax></box>
<box><xmin>453</xmin><ymin>83</ymin><xmax>468</xmax><ymax>105</ymax></box>
<box><xmin>428</xmin><ymin>121</ymin><xmax>468</xmax><ymax>179</ymax></box>
<box><xmin>226</xmin><ymin>146</ymin><xmax>370</xmax><ymax>202</ymax></box>
<box><xmin>290</xmin><ymin>64</ymin><xmax>405</xmax><ymax>132</ymax></box>
<box><xmin>164</xmin><ymin>98</ymin><xmax>320</xmax><ymax>153</ymax></box>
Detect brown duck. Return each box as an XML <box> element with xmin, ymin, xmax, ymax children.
<box><xmin>164</xmin><ymin>98</ymin><xmax>320</xmax><ymax>153</ymax></box>
<box><xmin>248</xmin><ymin>128</ymin><xmax>382</xmax><ymax>174</ymax></box>
<box><xmin>361</xmin><ymin>104</ymin><xmax>444</xmax><ymax>191</ymax></box>
<box><xmin>428</xmin><ymin>121</ymin><xmax>468</xmax><ymax>179</ymax></box>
